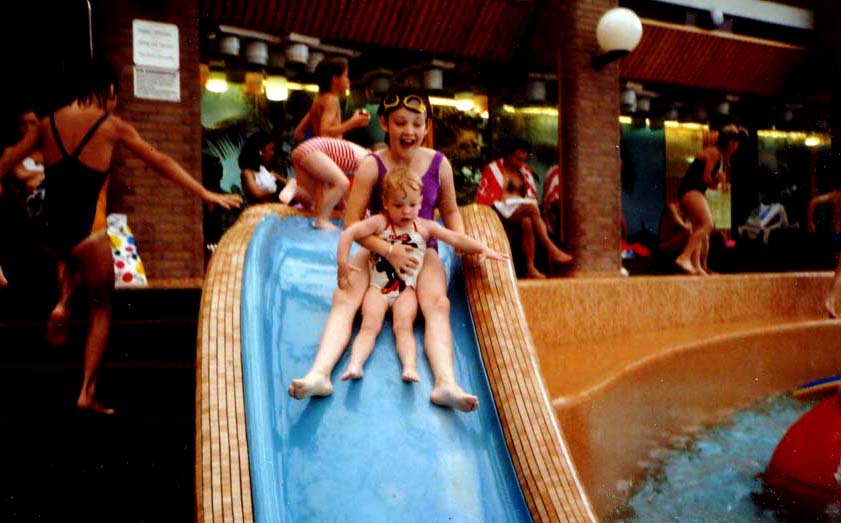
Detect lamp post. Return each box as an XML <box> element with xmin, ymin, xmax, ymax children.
<box><xmin>592</xmin><ymin>7</ymin><xmax>643</xmax><ymax>69</ymax></box>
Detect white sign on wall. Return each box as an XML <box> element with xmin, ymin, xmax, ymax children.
<box><xmin>132</xmin><ymin>19</ymin><xmax>181</xmax><ymax>102</ymax></box>
<box><xmin>133</xmin><ymin>19</ymin><xmax>179</xmax><ymax>69</ymax></box>
<box><xmin>133</xmin><ymin>66</ymin><xmax>180</xmax><ymax>102</ymax></box>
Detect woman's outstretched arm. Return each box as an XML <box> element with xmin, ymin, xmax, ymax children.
<box><xmin>116</xmin><ymin>117</ymin><xmax>241</xmax><ymax>209</ymax></box>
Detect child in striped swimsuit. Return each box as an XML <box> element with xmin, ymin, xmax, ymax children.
<box><xmin>283</xmin><ymin>136</ymin><xmax>369</xmax><ymax>230</ymax></box>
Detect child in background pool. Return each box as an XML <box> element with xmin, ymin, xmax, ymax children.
<box><xmin>334</xmin><ymin>166</ymin><xmax>507</xmax><ymax>382</ymax></box>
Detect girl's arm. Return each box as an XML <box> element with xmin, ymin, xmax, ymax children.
<box><xmin>0</xmin><ymin>127</ymin><xmax>40</xmax><ymax>181</ymax></box>
<box><xmin>807</xmin><ymin>193</ymin><xmax>832</xmax><ymax>233</ymax></box>
<box><xmin>435</xmin><ymin>154</ymin><xmax>465</xmax><ymax>234</ymax></box>
<box><xmin>318</xmin><ymin>97</ymin><xmax>369</xmax><ymax>138</ymax></box>
<box><xmin>667</xmin><ymin>202</ymin><xmax>691</xmax><ymax>231</ymax></box>
<box><xmin>116</xmin><ymin>117</ymin><xmax>242</xmax><ymax>209</ymax></box>
<box><xmin>343</xmin><ymin>155</ymin><xmax>376</xmax><ymax>229</ymax></box>
<box><xmin>272</xmin><ymin>170</ymin><xmax>287</xmax><ymax>185</ymax></box>
<box><xmin>293</xmin><ymin>111</ymin><xmax>311</xmax><ymax>143</ymax></box>
<box><xmin>422</xmin><ymin>220</ymin><xmax>507</xmax><ymax>262</ymax></box>
<box><xmin>336</xmin><ymin>215</ymin><xmax>385</xmax><ymax>288</ymax></box>
<box><xmin>701</xmin><ymin>149</ymin><xmax>724</xmax><ymax>189</ymax></box>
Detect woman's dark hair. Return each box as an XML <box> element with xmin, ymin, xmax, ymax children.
<box><xmin>238</xmin><ymin>131</ymin><xmax>273</xmax><ymax>171</ymax></box>
<box><xmin>74</xmin><ymin>59</ymin><xmax>120</xmax><ymax>109</ymax></box>
<box><xmin>503</xmin><ymin>138</ymin><xmax>532</xmax><ymax>157</ymax></box>
<box><xmin>717</xmin><ymin>124</ymin><xmax>748</xmax><ymax>149</ymax></box>
<box><xmin>314</xmin><ymin>57</ymin><xmax>348</xmax><ymax>94</ymax></box>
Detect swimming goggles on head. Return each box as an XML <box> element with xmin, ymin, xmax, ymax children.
<box><xmin>383</xmin><ymin>94</ymin><xmax>427</xmax><ymax>115</ymax></box>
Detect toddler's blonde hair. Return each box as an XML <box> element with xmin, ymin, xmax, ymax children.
<box><xmin>382</xmin><ymin>166</ymin><xmax>423</xmax><ymax>201</ymax></box>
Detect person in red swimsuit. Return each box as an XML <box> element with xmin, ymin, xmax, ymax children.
<box><xmin>0</xmin><ymin>60</ymin><xmax>241</xmax><ymax>414</ymax></box>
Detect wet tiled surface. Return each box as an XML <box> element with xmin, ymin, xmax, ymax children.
<box><xmin>520</xmin><ymin>273</ymin><xmax>832</xmax><ymax>347</ymax></box>
<box><xmin>518</xmin><ymin>273</ymin><xmax>841</xmax><ymax>519</ymax></box>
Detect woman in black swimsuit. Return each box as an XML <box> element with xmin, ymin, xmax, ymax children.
<box><xmin>675</xmin><ymin>125</ymin><xmax>745</xmax><ymax>275</ymax></box>
<box><xmin>0</xmin><ymin>61</ymin><xmax>241</xmax><ymax>414</ymax></box>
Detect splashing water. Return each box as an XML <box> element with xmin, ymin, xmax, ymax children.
<box><xmin>616</xmin><ymin>394</ymin><xmax>816</xmax><ymax>523</ymax></box>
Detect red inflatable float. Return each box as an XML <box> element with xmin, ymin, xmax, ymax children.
<box><xmin>760</xmin><ymin>394</ymin><xmax>841</xmax><ymax>520</ymax></box>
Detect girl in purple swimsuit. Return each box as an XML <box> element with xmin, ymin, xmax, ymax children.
<box><xmin>289</xmin><ymin>88</ymin><xmax>480</xmax><ymax>412</ymax></box>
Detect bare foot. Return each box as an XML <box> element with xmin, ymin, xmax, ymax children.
<box><xmin>279</xmin><ymin>178</ymin><xmax>297</xmax><ymax>204</ymax></box>
<box><xmin>402</xmin><ymin>367</ymin><xmax>420</xmax><ymax>383</ymax></box>
<box><xmin>549</xmin><ymin>246</ymin><xmax>573</xmax><ymax>264</ymax></box>
<box><xmin>674</xmin><ymin>257</ymin><xmax>696</xmax><ymax>275</ymax></box>
<box><xmin>312</xmin><ymin>219</ymin><xmax>338</xmax><ymax>231</ymax></box>
<box><xmin>288</xmin><ymin>372</ymin><xmax>333</xmax><ymax>399</ymax></box>
<box><xmin>695</xmin><ymin>266</ymin><xmax>709</xmax><ymax>276</ymax></box>
<box><xmin>826</xmin><ymin>298</ymin><xmax>838</xmax><ymax>319</ymax></box>
<box><xmin>77</xmin><ymin>395</ymin><xmax>115</xmax><ymax>415</ymax></box>
<box><xmin>340</xmin><ymin>365</ymin><xmax>364</xmax><ymax>381</ymax></box>
<box><xmin>46</xmin><ymin>305</ymin><xmax>70</xmax><ymax>347</ymax></box>
<box><xmin>430</xmin><ymin>383</ymin><xmax>479</xmax><ymax>412</ymax></box>
<box><xmin>525</xmin><ymin>265</ymin><xmax>546</xmax><ymax>279</ymax></box>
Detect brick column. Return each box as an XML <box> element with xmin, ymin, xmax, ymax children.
<box><xmin>560</xmin><ymin>0</ymin><xmax>623</xmax><ymax>276</ymax></box>
<box><xmin>97</xmin><ymin>0</ymin><xmax>204</xmax><ymax>281</ymax></box>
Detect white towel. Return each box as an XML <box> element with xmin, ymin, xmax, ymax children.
<box><xmin>492</xmin><ymin>197</ymin><xmax>538</xmax><ymax>219</ymax></box>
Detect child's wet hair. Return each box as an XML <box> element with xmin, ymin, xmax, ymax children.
<box><xmin>382</xmin><ymin>166</ymin><xmax>423</xmax><ymax>201</ymax></box>
<box><xmin>314</xmin><ymin>57</ymin><xmax>348</xmax><ymax>93</ymax></box>
<box><xmin>74</xmin><ymin>59</ymin><xmax>120</xmax><ymax>109</ymax></box>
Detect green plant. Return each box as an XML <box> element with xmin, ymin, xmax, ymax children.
<box><xmin>434</xmin><ymin>107</ymin><xmax>487</xmax><ymax>204</ymax></box>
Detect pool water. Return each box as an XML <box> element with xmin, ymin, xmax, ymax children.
<box><xmin>616</xmin><ymin>394</ymin><xmax>816</xmax><ymax>523</ymax></box>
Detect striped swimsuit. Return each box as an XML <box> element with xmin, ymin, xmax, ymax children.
<box><xmin>291</xmin><ymin>137</ymin><xmax>368</xmax><ymax>175</ymax></box>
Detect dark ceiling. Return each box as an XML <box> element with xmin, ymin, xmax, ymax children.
<box><xmin>199</xmin><ymin>0</ymin><xmax>829</xmax><ymax>101</ymax></box>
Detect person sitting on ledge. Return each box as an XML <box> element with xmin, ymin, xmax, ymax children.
<box><xmin>475</xmin><ymin>139</ymin><xmax>572</xmax><ymax>278</ymax></box>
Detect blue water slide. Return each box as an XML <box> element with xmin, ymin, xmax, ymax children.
<box><xmin>241</xmin><ymin>214</ymin><xmax>531</xmax><ymax>523</ymax></box>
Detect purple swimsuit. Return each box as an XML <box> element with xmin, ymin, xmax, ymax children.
<box><xmin>370</xmin><ymin>151</ymin><xmax>444</xmax><ymax>249</ymax></box>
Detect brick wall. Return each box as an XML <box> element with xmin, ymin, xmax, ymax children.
<box><xmin>97</xmin><ymin>0</ymin><xmax>204</xmax><ymax>281</ymax></box>
<box><xmin>560</xmin><ymin>0</ymin><xmax>623</xmax><ymax>276</ymax></box>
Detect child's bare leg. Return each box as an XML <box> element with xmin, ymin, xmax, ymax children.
<box><xmin>289</xmin><ymin>249</ymin><xmax>370</xmax><ymax>399</ymax></box>
<box><xmin>0</xmin><ymin>263</ymin><xmax>7</xmax><ymax>288</ymax></box>
<box><xmin>72</xmin><ymin>233</ymin><xmax>115</xmax><ymax>415</ymax></box>
<box><xmin>417</xmin><ymin>251</ymin><xmax>479</xmax><ymax>412</ymax></box>
<box><xmin>341</xmin><ymin>289</ymin><xmax>388</xmax><ymax>380</ymax></box>
<box><xmin>298</xmin><ymin>151</ymin><xmax>349</xmax><ymax>230</ymax></box>
<box><xmin>826</xmin><ymin>254</ymin><xmax>841</xmax><ymax>319</ymax></box>
<box><xmin>392</xmin><ymin>289</ymin><xmax>419</xmax><ymax>382</ymax></box>
<box><xmin>46</xmin><ymin>259</ymin><xmax>79</xmax><ymax>347</ymax></box>
<box><xmin>286</xmin><ymin>160</ymin><xmax>318</xmax><ymax>210</ymax></box>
